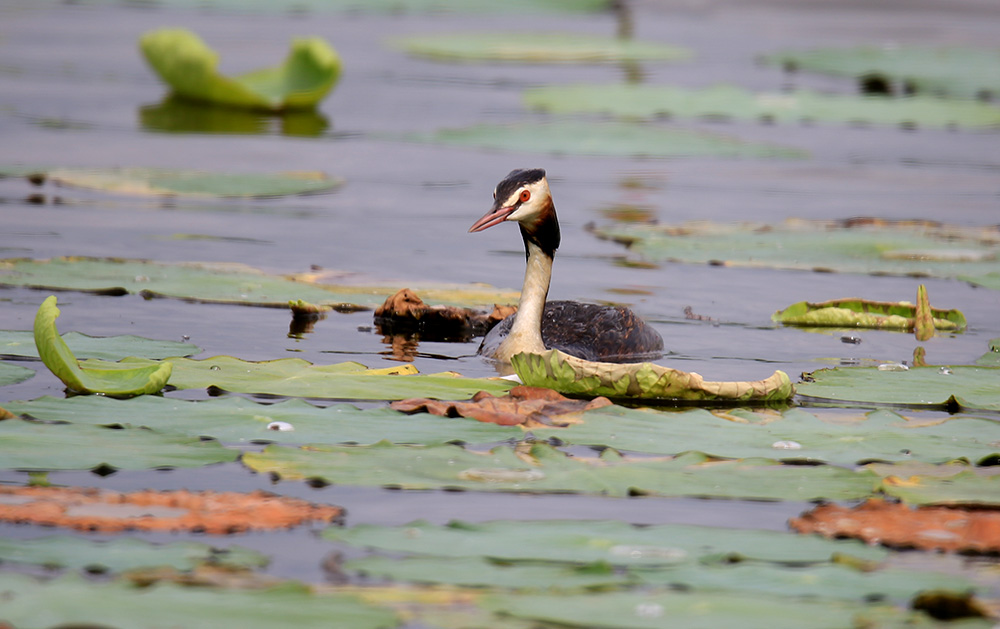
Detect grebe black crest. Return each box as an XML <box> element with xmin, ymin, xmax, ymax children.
<box><xmin>469</xmin><ymin>168</ymin><xmax>664</xmax><ymax>363</ymax></box>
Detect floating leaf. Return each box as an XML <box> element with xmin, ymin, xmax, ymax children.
<box><xmin>791</xmin><ymin>498</ymin><xmax>1000</xmax><ymax>552</ymax></box>
<box><xmin>0</xmin><ymin>419</ymin><xmax>238</xmax><ymax>471</ymax></box>
<box><xmin>524</xmin><ymin>84</ymin><xmax>1000</xmax><ymax>128</ymax></box>
<box><xmin>140</xmin><ymin>28</ymin><xmax>340</xmax><ymax>111</ymax></box>
<box><xmin>760</xmin><ymin>46</ymin><xmax>1000</xmax><ymax>100</ymax></box>
<box><xmin>245</xmin><ymin>442</ymin><xmax>878</xmax><ymax>501</ymax></box>
<box><xmin>772</xmin><ymin>293</ymin><xmax>966</xmax><ymax>333</ymax></box>
<box><xmin>0</xmin><ymin>486</ymin><xmax>341</xmax><ymax>533</ymax></box>
<box><xmin>394</xmin><ymin>33</ymin><xmax>691</xmax><ymax>63</ymax></box>
<box><xmin>0</xmin><ymin>257</ymin><xmax>516</xmax><ymax>309</ymax></box>
<box><xmin>1</xmin><ymin>166</ymin><xmax>342</xmax><ymax>198</ymax></box>
<box><xmin>392</xmin><ymin>386</ymin><xmax>612</xmax><ymax>427</ymax></box>
<box><xmin>1</xmin><ymin>329</ymin><xmax>199</xmax><ymax>361</ymax></box>
<box><xmin>512</xmin><ymin>349</ymin><xmax>794</xmax><ymax>403</ymax></box>
<box><xmin>0</xmin><ymin>361</ymin><xmax>34</xmax><ymax>387</ymax></box>
<box><xmin>798</xmin><ymin>365</ymin><xmax>1000</xmax><ymax>411</ymax></box>
<box><xmin>593</xmin><ymin>218</ymin><xmax>1000</xmax><ymax>287</ymax></box>
<box><xmin>408</xmin><ymin>121</ymin><xmax>806</xmax><ymax>159</ymax></box>
<box><xmin>2</xmin><ymin>395</ymin><xmax>520</xmax><ymax>446</ymax></box>
<box><xmin>0</xmin><ymin>573</ymin><xmax>397</xmax><ymax>629</ymax></box>
<box><xmin>878</xmin><ymin>471</ymin><xmax>1000</xmax><ymax>507</ymax></box>
<box><xmin>34</xmin><ymin>296</ymin><xmax>171</xmax><ymax>397</ymax></box>
<box><xmin>325</xmin><ymin>518</ymin><xmax>886</xmax><ymax>565</ymax></box>
<box><xmin>0</xmin><ymin>536</ymin><xmax>268</xmax><ymax>573</ymax></box>
<box><xmin>976</xmin><ymin>338</ymin><xmax>1000</xmax><ymax>367</ymax></box>
<box><xmin>161</xmin><ymin>355</ymin><xmax>512</xmax><ymax>400</ymax></box>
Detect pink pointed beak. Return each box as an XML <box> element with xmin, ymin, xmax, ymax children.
<box><xmin>469</xmin><ymin>204</ymin><xmax>516</xmax><ymax>233</ymax></box>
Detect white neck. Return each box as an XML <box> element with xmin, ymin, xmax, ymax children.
<box><xmin>495</xmin><ymin>240</ymin><xmax>551</xmax><ymax>361</ymax></box>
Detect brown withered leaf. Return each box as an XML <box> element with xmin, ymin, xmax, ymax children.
<box><xmin>373</xmin><ymin>288</ymin><xmax>511</xmax><ymax>340</ymax></box>
<box><xmin>0</xmin><ymin>486</ymin><xmax>342</xmax><ymax>534</ymax></box>
<box><xmin>391</xmin><ymin>385</ymin><xmax>612</xmax><ymax>427</ymax></box>
<box><xmin>790</xmin><ymin>498</ymin><xmax>1000</xmax><ymax>554</ymax></box>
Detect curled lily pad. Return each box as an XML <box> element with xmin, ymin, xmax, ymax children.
<box><xmin>760</xmin><ymin>46</ymin><xmax>1000</xmax><ymax>100</ymax></box>
<box><xmin>773</xmin><ymin>289</ymin><xmax>966</xmax><ymax>333</ymax></box>
<box><xmin>512</xmin><ymin>349</ymin><xmax>794</xmax><ymax>403</ymax></box>
<box><xmin>394</xmin><ymin>33</ymin><xmax>691</xmax><ymax>63</ymax></box>
<box><xmin>3</xmin><ymin>166</ymin><xmax>342</xmax><ymax>198</ymax></box>
<box><xmin>140</xmin><ymin>28</ymin><xmax>340</xmax><ymax>111</ymax></box>
<box><xmin>407</xmin><ymin>121</ymin><xmax>805</xmax><ymax>159</ymax></box>
<box><xmin>524</xmin><ymin>83</ymin><xmax>1000</xmax><ymax>128</ymax></box>
<box><xmin>34</xmin><ymin>296</ymin><xmax>171</xmax><ymax>397</ymax></box>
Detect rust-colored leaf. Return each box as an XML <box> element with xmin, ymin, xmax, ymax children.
<box><xmin>0</xmin><ymin>487</ymin><xmax>342</xmax><ymax>534</ymax></box>
<box><xmin>790</xmin><ymin>498</ymin><xmax>1000</xmax><ymax>554</ymax></box>
<box><xmin>391</xmin><ymin>385</ymin><xmax>612</xmax><ymax>427</ymax></box>
<box><xmin>374</xmin><ymin>289</ymin><xmax>509</xmax><ymax>335</ymax></box>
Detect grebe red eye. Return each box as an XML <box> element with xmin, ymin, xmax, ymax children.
<box><xmin>519</xmin><ymin>189</ymin><xmax>531</xmax><ymax>203</ymax></box>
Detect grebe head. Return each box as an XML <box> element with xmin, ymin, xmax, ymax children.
<box><xmin>469</xmin><ymin>168</ymin><xmax>560</xmax><ymax>257</ymax></box>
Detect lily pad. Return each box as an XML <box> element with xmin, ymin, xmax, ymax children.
<box><xmin>523</xmin><ymin>84</ymin><xmax>1000</xmax><ymax>128</ymax></box>
<box><xmin>34</xmin><ymin>296</ymin><xmax>172</xmax><ymax>397</ymax></box>
<box><xmin>244</xmin><ymin>442</ymin><xmax>878</xmax><ymax>502</ymax></box>
<box><xmin>0</xmin><ymin>361</ymin><xmax>34</xmax><ymax>387</ymax></box>
<box><xmin>1</xmin><ymin>329</ymin><xmax>199</xmax><ymax>361</ymax></box>
<box><xmin>0</xmin><ymin>536</ymin><xmax>268</xmax><ymax>574</ymax></box>
<box><xmin>512</xmin><ymin>349</ymin><xmax>794</xmax><ymax>403</ymax></box>
<box><xmin>1</xmin><ymin>166</ymin><xmax>342</xmax><ymax>198</ymax></box>
<box><xmin>797</xmin><ymin>365</ymin><xmax>1000</xmax><ymax>411</ymax></box>
<box><xmin>772</xmin><ymin>296</ymin><xmax>966</xmax><ymax>332</ymax></box>
<box><xmin>0</xmin><ymin>257</ymin><xmax>516</xmax><ymax>309</ymax></box>
<box><xmin>878</xmin><ymin>472</ymin><xmax>1000</xmax><ymax>507</ymax></box>
<box><xmin>140</xmin><ymin>28</ymin><xmax>340</xmax><ymax>111</ymax></box>
<box><xmin>593</xmin><ymin>218</ymin><xmax>1000</xmax><ymax>287</ymax></box>
<box><xmin>3</xmin><ymin>395</ymin><xmax>520</xmax><ymax>446</ymax></box>
<box><xmin>0</xmin><ymin>419</ymin><xmax>238</xmax><ymax>471</ymax></box>
<box><xmin>407</xmin><ymin>121</ymin><xmax>806</xmax><ymax>159</ymax></box>
<box><xmin>394</xmin><ymin>33</ymin><xmax>691</xmax><ymax>63</ymax></box>
<box><xmin>325</xmin><ymin>518</ymin><xmax>888</xmax><ymax>565</ymax></box>
<box><xmin>760</xmin><ymin>46</ymin><xmax>1000</xmax><ymax>100</ymax></box>
<box><xmin>0</xmin><ymin>573</ymin><xmax>397</xmax><ymax>629</ymax></box>
<box><xmin>160</xmin><ymin>355</ymin><xmax>513</xmax><ymax>400</ymax></box>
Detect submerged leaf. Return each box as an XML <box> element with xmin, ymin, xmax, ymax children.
<box><xmin>140</xmin><ymin>28</ymin><xmax>340</xmax><ymax>111</ymax></box>
<box><xmin>395</xmin><ymin>33</ymin><xmax>691</xmax><ymax>63</ymax></box>
<box><xmin>524</xmin><ymin>83</ymin><xmax>1000</xmax><ymax>128</ymax></box>
<box><xmin>760</xmin><ymin>46</ymin><xmax>1000</xmax><ymax>100</ymax></box>
<box><xmin>791</xmin><ymin>498</ymin><xmax>1000</xmax><ymax>553</ymax></box>
<box><xmin>0</xmin><ymin>486</ymin><xmax>340</xmax><ymax>533</ymax></box>
<box><xmin>408</xmin><ymin>121</ymin><xmax>806</xmax><ymax>159</ymax></box>
<box><xmin>512</xmin><ymin>349</ymin><xmax>794</xmax><ymax>403</ymax></box>
<box><xmin>594</xmin><ymin>218</ymin><xmax>1000</xmax><ymax>287</ymax></box>
<box><xmin>33</xmin><ymin>296</ymin><xmax>171</xmax><ymax>397</ymax></box>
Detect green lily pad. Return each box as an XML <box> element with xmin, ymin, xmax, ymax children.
<box><xmin>159</xmin><ymin>355</ymin><xmax>512</xmax><ymax>400</ymax></box>
<box><xmin>797</xmin><ymin>366</ymin><xmax>1000</xmax><ymax>411</ymax></box>
<box><xmin>245</xmin><ymin>442</ymin><xmax>878</xmax><ymax>501</ymax></box>
<box><xmin>0</xmin><ymin>257</ymin><xmax>516</xmax><ymax>309</ymax></box>
<box><xmin>772</xmin><ymin>297</ymin><xmax>966</xmax><ymax>331</ymax></box>
<box><xmin>512</xmin><ymin>349</ymin><xmax>794</xmax><ymax>403</ymax></box>
<box><xmin>34</xmin><ymin>296</ymin><xmax>172</xmax><ymax>397</ymax></box>
<box><xmin>0</xmin><ymin>537</ymin><xmax>268</xmax><ymax>574</ymax></box>
<box><xmin>0</xmin><ymin>419</ymin><xmax>238</xmax><ymax>471</ymax></box>
<box><xmin>976</xmin><ymin>338</ymin><xmax>1000</xmax><ymax>367</ymax></box>
<box><xmin>879</xmin><ymin>471</ymin><xmax>1000</xmax><ymax>506</ymax></box>
<box><xmin>0</xmin><ymin>166</ymin><xmax>342</xmax><ymax>198</ymax></box>
<box><xmin>140</xmin><ymin>28</ymin><xmax>340</xmax><ymax>111</ymax></box>
<box><xmin>394</xmin><ymin>33</ymin><xmax>691</xmax><ymax>63</ymax></box>
<box><xmin>482</xmin><ymin>590</ymin><xmax>967</xmax><ymax>629</ymax></box>
<box><xmin>0</xmin><ymin>361</ymin><xmax>34</xmax><ymax>387</ymax></box>
<box><xmin>0</xmin><ymin>573</ymin><xmax>397</xmax><ymax>629</ymax></box>
<box><xmin>3</xmin><ymin>395</ymin><xmax>519</xmax><ymax>445</ymax></box>
<box><xmin>325</xmin><ymin>518</ymin><xmax>887</xmax><ymax>565</ymax></box>
<box><xmin>760</xmin><ymin>46</ymin><xmax>1000</xmax><ymax>100</ymax></box>
<box><xmin>593</xmin><ymin>219</ymin><xmax>1000</xmax><ymax>287</ymax></box>
<box><xmin>524</xmin><ymin>84</ymin><xmax>1000</xmax><ymax>128</ymax></box>
<box><xmin>407</xmin><ymin>121</ymin><xmax>806</xmax><ymax>159</ymax></box>
<box><xmin>1</xmin><ymin>330</ymin><xmax>199</xmax><ymax>361</ymax></box>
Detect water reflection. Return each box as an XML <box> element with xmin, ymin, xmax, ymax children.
<box><xmin>139</xmin><ymin>96</ymin><xmax>329</xmax><ymax>137</ymax></box>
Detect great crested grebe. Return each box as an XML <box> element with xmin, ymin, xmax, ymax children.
<box><xmin>469</xmin><ymin>168</ymin><xmax>664</xmax><ymax>363</ymax></box>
